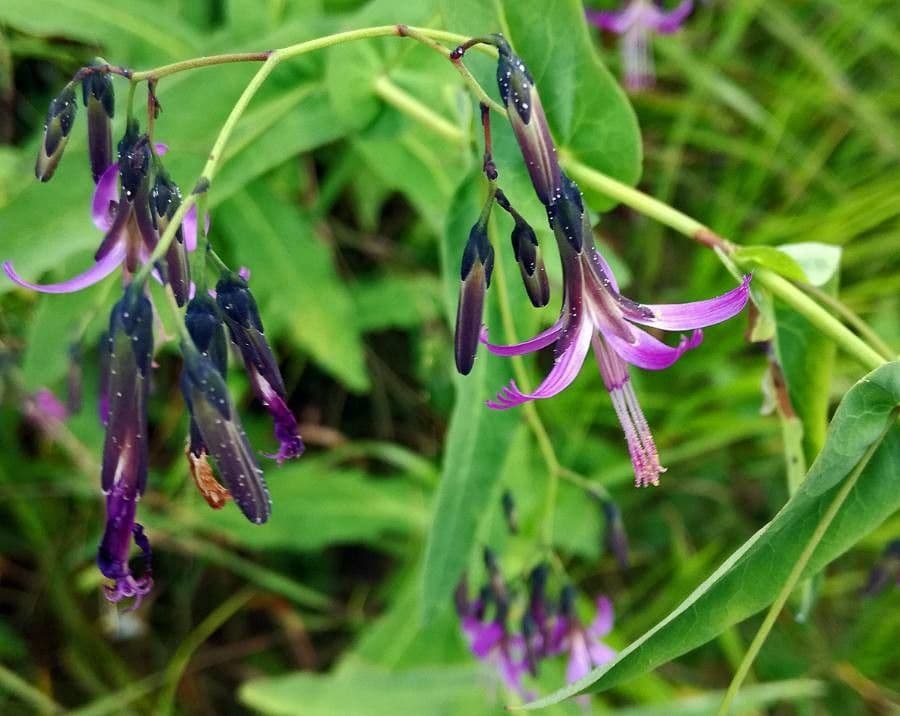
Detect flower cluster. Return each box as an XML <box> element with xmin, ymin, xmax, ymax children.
<box><xmin>452</xmin><ymin>35</ymin><xmax>750</xmax><ymax>487</ymax></box>
<box><xmin>456</xmin><ymin>552</ymin><xmax>616</xmax><ymax>698</ymax></box>
<box><xmin>5</xmin><ymin>61</ymin><xmax>304</xmax><ymax>606</ymax></box>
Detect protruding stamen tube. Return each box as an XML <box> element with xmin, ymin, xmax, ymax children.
<box><xmin>82</xmin><ymin>60</ymin><xmax>115</xmax><ymax>183</ymax></box>
<box><xmin>455</xmin><ymin>209</ymin><xmax>495</xmax><ymax>375</ymax></box>
<box><xmin>493</xmin><ymin>35</ymin><xmax>563</xmax><ymax>207</ymax></box>
<box><xmin>35</xmin><ymin>84</ymin><xmax>77</xmax><ymax>182</ymax></box>
<box><xmin>593</xmin><ymin>334</ymin><xmax>666</xmax><ymax>487</ymax></box>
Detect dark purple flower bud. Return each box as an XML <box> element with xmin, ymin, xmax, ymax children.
<box><xmin>82</xmin><ymin>60</ymin><xmax>115</xmax><ymax>183</ymax></box>
<box><xmin>494</xmin><ymin>35</ymin><xmax>563</xmax><ymax>207</ymax></box>
<box><xmin>602</xmin><ymin>500</ymin><xmax>630</xmax><ymax>570</ymax></box>
<box><xmin>495</xmin><ymin>190</ymin><xmax>550</xmax><ymax>307</ymax></box>
<box><xmin>559</xmin><ymin>583</ymin><xmax>576</xmax><ymax>619</ymax></box>
<box><xmin>180</xmin><ymin>340</ymin><xmax>271</xmax><ymax>524</ymax></box>
<box><xmin>216</xmin><ymin>273</ymin><xmax>304</xmax><ymax>463</ymax></box>
<box><xmin>528</xmin><ymin>563</ymin><xmax>552</xmax><ymax>655</ymax></box>
<box><xmin>151</xmin><ymin>171</ymin><xmax>191</xmax><ymax>306</ymax></box>
<box><xmin>97</xmin><ymin>285</ymin><xmax>153</xmax><ymax>605</ymax></box>
<box><xmin>455</xmin><ymin>216</ymin><xmax>494</xmax><ymax>375</ymax></box>
<box><xmin>35</xmin><ymin>84</ymin><xmax>77</xmax><ymax>182</ymax></box>
<box><xmin>501</xmin><ymin>489</ymin><xmax>518</xmax><ymax>534</ymax></box>
<box><xmin>521</xmin><ymin>612</ymin><xmax>539</xmax><ymax>676</ymax></box>
<box><xmin>184</xmin><ymin>296</ymin><xmax>233</xmax><ymax>510</ymax></box>
<box><xmin>546</xmin><ymin>173</ymin><xmax>585</xmax><ymax>252</ymax></box>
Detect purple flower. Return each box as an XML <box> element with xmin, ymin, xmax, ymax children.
<box><xmin>96</xmin><ymin>286</ymin><xmax>153</xmax><ymax>606</ymax></box>
<box><xmin>482</xmin><ymin>176</ymin><xmax>750</xmax><ymax>487</ymax></box>
<box><xmin>4</xmin><ymin>136</ymin><xmax>200</xmax><ymax>295</ymax></box>
<box><xmin>35</xmin><ymin>85</ymin><xmax>77</xmax><ymax>182</ymax></box>
<box><xmin>587</xmin><ymin>1</ymin><xmax>694</xmax><ymax>90</ymax></box>
<box><xmin>82</xmin><ymin>60</ymin><xmax>115</xmax><ymax>183</ymax></box>
<box><xmin>455</xmin><ymin>210</ymin><xmax>495</xmax><ymax>375</ymax></box>
<box><xmin>456</xmin><ymin>583</ymin><xmax>530</xmax><ymax>698</ymax></box>
<box><xmin>215</xmin><ymin>273</ymin><xmax>304</xmax><ymax>463</ymax></box>
<box><xmin>23</xmin><ymin>388</ymin><xmax>69</xmax><ymax>435</ymax></box>
<box><xmin>549</xmin><ymin>588</ymin><xmax>616</xmax><ymax>687</ymax></box>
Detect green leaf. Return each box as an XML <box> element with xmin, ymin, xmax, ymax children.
<box><xmin>216</xmin><ymin>182</ymin><xmax>369</xmax><ymax>391</ymax></box>
<box><xmin>240</xmin><ymin>665</ymin><xmax>485</xmax><ymax>716</ymax></box>
<box><xmin>525</xmin><ymin>361</ymin><xmax>900</xmax><ymax>708</ymax></box>
<box><xmin>421</xmin><ymin>177</ymin><xmax>519</xmax><ymax>623</ymax></box>
<box><xmin>350</xmin><ymin>274</ymin><xmax>443</xmax><ymax>332</ymax></box>
<box><xmin>439</xmin><ymin>0</ymin><xmax>642</xmax><ymax>209</ymax></box>
<box><xmin>183</xmin><ymin>461</ymin><xmax>427</xmax><ymax>551</ymax></box>
<box><xmin>734</xmin><ymin>246</ymin><xmax>808</xmax><ymax>282</ymax></box>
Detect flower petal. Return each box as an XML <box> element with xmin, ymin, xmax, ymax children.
<box><xmin>585</xmin><ymin>2</ymin><xmax>643</xmax><ymax>33</ymax></box>
<box><xmin>181</xmin><ymin>205</ymin><xmax>209</xmax><ymax>253</ymax></box>
<box><xmin>623</xmin><ymin>275</ymin><xmax>751</xmax><ymax>331</ymax></box>
<box><xmin>91</xmin><ymin>162</ymin><xmax>120</xmax><ymax>231</ymax></box>
<box><xmin>587</xmin><ymin>640</ymin><xmax>616</xmax><ymax>668</ymax></box>
<box><xmin>3</xmin><ymin>243</ymin><xmax>125</xmax><ymax>294</ymax></box>
<box><xmin>565</xmin><ymin>634</ymin><xmax>593</xmax><ymax>686</ymax></box>
<box><xmin>480</xmin><ymin>320</ymin><xmax>564</xmax><ymax>357</ymax></box>
<box><xmin>648</xmin><ymin>0</ymin><xmax>694</xmax><ymax>34</ymax></box>
<box><xmin>487</xmin><ymin>318</ymin><xmax>592</xmax><ymax>409</ymax></box>
<box><xmin>587</xmin><ymin>596</ymin><xmax>614</xmax><ymax>638</ymax></box>
<box><xmin>604</xmin><ymin>324</ymin><xmax>702</xmax><ymax>370</ymax></box>
<box><xmin>469</xmin><ymin>620</ymin><xmax>504</xmax><ymax>659</ymax></box>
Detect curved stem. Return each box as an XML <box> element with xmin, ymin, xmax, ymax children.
<box><xmin>130</xmin><ymin>52</ymin><xmax>271</xmax><ymax>81</ymax></box>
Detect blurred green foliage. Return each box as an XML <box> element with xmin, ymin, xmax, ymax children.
<box><xmin>0</xmin><ymin>0</ymin><xmax>898</xmax><ymax>714</ymax></box>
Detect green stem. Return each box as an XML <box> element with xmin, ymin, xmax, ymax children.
<box><xmin>715</xmin><ymin>417</ymin><xmax>894</xmax><ymax>715</ymax></box>
<box><xmin>154</xmin><ymin>588</ymin><xmax>255</xmax><ymax>716</ymax></box>
<box><xmin>373</xmin><ymin>75</ymin><xmax>465</xmax><ymax>144</ymax></box>
<box><xmin>0</xmin><ymin>663</ymin><xmax>63</xmax><ymax>715</ymax></box>
<box><xmin>130</xmin><ymin>52</ymin><xmax>271</xmax><ymax>81</ymax></box>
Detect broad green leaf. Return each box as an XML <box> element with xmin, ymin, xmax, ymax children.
<box><xmin>240</xmin><ymin>665</ymin><xmax>485</xmax><ymax>716</ymax></box>
<box><xmin>526</xmin><ymin>361</ymin><xmax>899</xmax><ymax>708</ymax></box>
<box><xmin>439</xmin><ymin>0</ymin><xmax>642</xmax><ymax>209</ymax></box>
<box><xmin>421</xmin><ymin>176</ymin><xmax>519</xmax><ymax>623</ymax></box>
<box><xmin>183</xmin><ymin>462</ymin><xmax>427</xmax><ymax>551</ymax></box>
<box><xmin>216</xmin><ymin>182</ymin><xmax>369</xmax><ymax>391</ymax></box>
<box><xmin>350</xmin><ymin>274</ymin><xmax>443</xmax><ymax>332</ymax></box>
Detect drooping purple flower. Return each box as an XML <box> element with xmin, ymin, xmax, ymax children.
<box><xmin>549</xmin><ymin>587</ymin><xmax>616</xmax><ymax>687</ymax></box>
<box><xmin>456</xmin><ymin>580</ymin><xmax>530</xmax><ymax>698</ymax></box>
<box><xmin>35</xmin><ymin>84</ymin><xmax>77</xmax><ymax>182</ymax></box>
<box><xmin>587</xmin><ymin>0</ymin><xmax>694</xmax><ymax>91</ymax></box>
<box><xmin>482</xmin><ymin>175</ymin><xmax>751</xmax><ymax>487</ymax></box>
<box><xmin>4</xmin><ymin>135</ymin><xmax>200</xmax><ymax>295</ymax></box>
<box><xmin>182</xmin><ymin>296</ymin><xmax>270</xmax><ymax>523</ymax></box>
<box><xmin>455</xmin><ymin>206</ymin><xmax>495</xmax><ymax>376</ymax></box>
<box><xmin>96</xmin><ymin>285</ymin><xmax>153</xmax><ymax>606</ymax></box>
<box><xmin>81</xmin><ymin>60</ymin><xmax>115</xmax><ymax>183</ymax></box>
<box><xmin>215</xmin><ymin>272</ymin><xmax>304</xmax><ymax>463</ymax></box>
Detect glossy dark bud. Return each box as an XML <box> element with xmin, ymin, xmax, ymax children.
<box><xmin>455</xmin><ymin>220</ymin><xmax>494</xmax><ymax>375</ymax></box>
<box><xmin>82</xmin><ymin>60</ymin><xmax>115</xmax><ymax>182</ymax></box>
<box><xmin>512</xmin><ymin>216</ymin><xmax>550</xmax><ymax>307</ymax></box>
<box><xmin>35</xmin><ymin>84</ymin><xmax>77</xmax><ymax>182</ymax></box>
<box><xmin>185</xmin><ymin>296</ymin><xmax>227</xmax><ymax>373</ymax></box>
<box><xmin>152</xmin><ymin>172</ymin><xmax>191</xmax><ymax>306</ymax></box>
<box><xmin>602</xmin><ymin>500</ymin><xmax>630</xmax><ymax>570</ymax></box>
<box><xmin>547</xmin><ymin>173</ymin><xmax>585</xmax><ymax>252</ymax></box>
<box><xmin>180</xmin><ymin>341</ymin><xmax>271</xmax><ymax>524</ymax></box>
<box><xmin>493</xmin><ymin>35</ymin><xmax>562</xmax><ymax>207</ymax></box>
<box><xmin>559</xmin><ymin>583</ymin><xmax>576</xmax><ymax>618</ymax></box>
<box><xmin>118</xmin><ymin>123</ymin><xmax>151</xmax><ymax>202</ymax></box>
<box><xmin>216</xmin><ymin>273</ymin><xmax>304</xmax><ymax>462</ymax></box>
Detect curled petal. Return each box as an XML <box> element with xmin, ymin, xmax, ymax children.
<box><xmin>3</xmin><ymin>242</ymin><xmax>126</xmax><ymax>294</ymax></box>
<box><xmin>487</xmin><ymin>319</ymin><xmax>592</xmax><ymax>409</ymax></box>
<box><xmin>480</xmin><ymin>320</ymin><xmax>564</xmax><ymax>357</ymax></box>
<box><xmin>605</xmin><ymin>324</ymin><xmax>702</xmax><ymax>371</ymax></box>
<box><xmin>91</xmin><ymin>162</ymin><xmax>120</xmax><ymax>231</ymax></box>
<box><xmin>648</xmin><ymin>0</ymin><xmax>694</xmax><ymax>33</ymax></box>
<box><xmin>588</xmin><ymin>596</ymin><xmax>614</xmax><ymax>639</ymax></box>
<box><xmin>624</xmin><ymin>275</ymin><xmax>751</xmax><ymax>331</ymax></box>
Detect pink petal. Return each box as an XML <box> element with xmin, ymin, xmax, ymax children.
<box><xmin>649</xmin><ymin>0</ymin><xmax>694</xmax><ymax>33</ymax></box>
<box><xmin>565</xmin><ymin>634</ymin><xmax>593</xmax><ymax>686</ymax></box>
<box><xmin>487</xmin><ymin>319</ymin><xmax>592</xmax><ymax>409</ymax></box>
<box><xmin>587</xmin><ymin>640</ymin><xmax>616</xmax><ymax>668</ymax></box>
<box><xmin>587</xmin><ymin>596</ymin><xmax>614</xmax><ymax>638</ymax></box>
<box><xmin>585</xmin><ymin>2</ymin><xmax>643</xmax><ymax>33</ymax></box>
<box><xmin>604</xmin><ymin>324</ymin><xmax>702</xmax><ymax>370</ymax></box>
<box><xmin>3</xmin><ymin>242</ymin><xmax>125</xmax><ymax>294</ymax></box>
<box><xmin>480</xmin><ymin>320</ymin><xmax>564</xmax><ymax>357</ymax></box>
<box><xmin>92</xmin><ymin>163</ymin><xmax>120</xmax><ymax>231</ymax></box>
<box><xmin>470</xmin><ymin>621</ymin><xmax>504</xmax><ymax>659</ymax></box>
<box><xmin>154</xmin><ymin>143</ymin><xmax>168</xmax><ymax>155</ymax></box>
<box><xmin>181</xmin><ymin>206</ymin><xmax>209</xmax><ymax>253</ymax></box>
<box><xmin>623</xmin><ymin>275</ymin><xmax>751</xmax><ymax>331</ymax></box>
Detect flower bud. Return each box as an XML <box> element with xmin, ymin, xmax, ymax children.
<box><xmin>97</xmin><ymin>285</ymin><xmax>154</xmax><ymax>604</ymax></box>
<box><xmin>35</xmin><ymin>84</ymin><xmax>77</xmax><ymax>182</ymax></box>
<box><xmin>546</xmin><ymin>173</ymin><xmax>585</xmax><ymax>252</ymax></box>
<box><xmin>180</xmin><ymin>339</ymin><xmax>271</xmax><ymax>524</ymax></box>
<box><xmin>455</xmin><ymin>218</ymin><xmax>494</xmax><ymax>375</ymax></box>
<box><xmin>151</xmin><ymin>172</ymin><xmax>191</xmax><ymax>306</ymax></box>
<box><xmin>494</xmin><ymin>35</ymin><xmax>562</xmax><ymax>207</ymax></box>
<box><xmin>501</xmin><ymin>489</ymin><xmax>518</xmax><ymax>534</ymax></box>
<box><xmin>82</xmin><ymin>60</ymin><xmax>115</xmax><ymax>182</ymax></box>
<box><xmin>216</xmin><ymin>273</ymin><xmax>304</xmax><ymax>463</ymax></box>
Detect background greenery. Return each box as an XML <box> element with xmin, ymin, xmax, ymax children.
<box><xmin>0</xmin><ymin>0</ymin><xmax>897</xmax><ymax>713</ymax></box>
